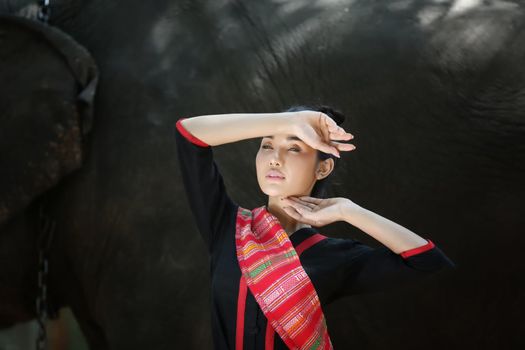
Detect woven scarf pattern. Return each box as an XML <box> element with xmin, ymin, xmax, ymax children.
<box><xmin>235</xmin><ymin>205</ymin><xmax>333</xmax><ymax>350</ymax></box>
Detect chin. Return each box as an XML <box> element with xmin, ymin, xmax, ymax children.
<box><xmin>259</xmin><ymin>184</ymin><xmax>288</xmax><ymax>197</ymax></box>
<box><xmin>261</xmin><ymin>188</ymin><xmax>284</xmax><ymax>197</ymax></box>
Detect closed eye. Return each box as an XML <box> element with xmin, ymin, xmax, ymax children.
<box><xmin>261</xmin><ymin>144</ymin><xmax>301</xmax><ymax>152</ymax></box>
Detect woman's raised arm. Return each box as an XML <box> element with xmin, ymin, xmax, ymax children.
<box><xmin>180</xmin><ymin>111</ymin><xmax>354</xmax><ymax>157</ymax></box>
<box><xmin>180</xmin><ymin>112</ymin><xmax>294</xmax><ymax>146</ymax></box>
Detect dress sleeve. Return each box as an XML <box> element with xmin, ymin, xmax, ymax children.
<box><xmin>173</xmin><ymin>117</ymin><xmax>236</xmax><ymax>254</ymax></box>
<box><xmin>337</xmin><ymin>238</ymin><xmax>456</xmax><ymax>297</ymax></box>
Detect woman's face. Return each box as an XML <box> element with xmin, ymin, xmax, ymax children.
<box><xmin>255</xmin><ymin>133</ymin><xmax>327</xmax><ymax>197</ymax></box>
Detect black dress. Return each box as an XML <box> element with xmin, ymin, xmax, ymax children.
<box><xmin>173</xmin><ymin>118</ymin><xmax>455</xmax><ymax>350</ymax></box>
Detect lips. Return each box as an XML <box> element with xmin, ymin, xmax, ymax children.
<box><xmin>266</xmin><ymin>170</ymin><xmax>285</xmax><ymax>179</ymax></box>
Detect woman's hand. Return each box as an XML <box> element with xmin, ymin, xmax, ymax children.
<box><xmin>291</xmin><ymin>111</ymin><xmax>356</xmax><ymax>158</ymax></box>
<box><xmin>282</xmin><ymin>196</ymin><xmax>352</xmax><ymax>227</ymax></box>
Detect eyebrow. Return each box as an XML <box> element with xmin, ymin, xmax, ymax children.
<box><xmin>262</xmin><ymin>135</ymin><xmax>303</xmax><ymax>142</ymax></box>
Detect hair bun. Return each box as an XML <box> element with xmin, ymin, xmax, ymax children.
<box><xmin>314</xmin><ymin>104</ymin><xmax>346</xmax><ymax>126</ymax></box>
<box><xmin>285</xmin><ymin>104</ymin><xmax>346</xmax><ymax>126</ymax></box>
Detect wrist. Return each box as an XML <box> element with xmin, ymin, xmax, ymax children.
<box><xmin>287</xmin><ymin>110</ymin><xmax>323</xmax><ymax>134</ymax></box>
<box><xmin>340</xmin><ymin>199</ymin><xmax>363</xmax><ymax>223</ymax></box>
<box><xmin>281</xmin><ymin>111</ymin><xmax>303</xmax><ymax>135</ymax></box>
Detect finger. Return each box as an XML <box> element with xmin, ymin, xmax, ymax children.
<box><xmin>328</xmin><ymin>125</ymin><xmax>353</xmax><ymax>139</ymax></box>
<box><xmin>320</xmin><ymin>116</ymin><xmax>340</xmax><ymax>156</ymax></box>
<box><xmin>282</xmin><ymin>205</ymin><xmax>299</xmax><ymax>218</ymax></box>
<box><xmin>327</xmin><ymin>121</ymin><xmax>352</xmax><ymax>136</ymax></box>
<box><xmin>298</xmin><ymin>196</ymin><xmax>323</xmax><ymax>204</ymax></box>
<box><xmin>283</xmin><ymin>206</ymin><xmax>316</xmax><ymax>226</ymax></box>
<box><xmin>285</xmin><ymin>198</ymin><xmax>315</xmax><ymax>212</ymax></box>
<box><xmin>322</xmin><ymin>114</ymin><xmax>338</xmax><ymax>130</ymax></box>
<box><xmin>320</xmin><ymin>123</ymin><xmax>331</xmax><ymax>147</ymax></box>
<box><xmin>331</xmin><ymin>141</ymin><xmax>356</xmax><ymax>151</ymax></box>
<box><xmin>309</xmin><ymin>131</ymin><xmax>341</xmax><ymax>157</ymax></box>
<box><xmin>288</xmin><ymin>197</ymin><xmax>316</xmax><ymax>210</ymax></box>
<box><xmin>330</xmin><ymin>130</ymin><xmax>354</xmax><ymax>141</ymax></box>
<box><xmin>330</xmin><ymin>134</ymin><xmax>353</xmax><ymax>142</ymax></box>
<box><xmin>312</xmin><ymin>138</ymin><xmax>339</xmax><ymax>158</ymax></box>
<box><xmin>293</xmin><ymin>197</ymin><xmax>318</xmax><ymax>209</ymax></box>
<box><xmin>283</xmin><ymin>206</ymin><xmax>312</xmax><ymax>225</ymax></box>
<box><xmin>323</xmin><ymin>140</ymin><xmax>341</xmax><ymax>157</ymax></box>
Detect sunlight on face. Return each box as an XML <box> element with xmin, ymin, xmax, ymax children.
<box><xmin>255</xmin><ymin>133</ymin><xmax>319</xmax><ymax>198</ymax></box>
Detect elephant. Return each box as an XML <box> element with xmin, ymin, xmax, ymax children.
<box><xmin>1</xmin><ymin>0</ymin><xmax>524</xmax><ymax>349</ymax></box>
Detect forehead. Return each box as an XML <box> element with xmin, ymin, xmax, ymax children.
<box><xmin>262</xmin><ymin>135</ymin><xmax>303</xmax><ymax>142</ymax></box>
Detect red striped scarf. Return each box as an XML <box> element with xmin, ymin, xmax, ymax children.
<box><xmin>235</xmin><ymin>205</ymin><xmax>333</xmax><ymax>350</ymax></box>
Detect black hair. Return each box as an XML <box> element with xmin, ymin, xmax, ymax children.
<box><xmin>283</xmin><ymin>104</ymin><xmax>346</xmax><ymax>198</ymax></box>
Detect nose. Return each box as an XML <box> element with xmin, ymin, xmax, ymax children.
<box><xmin>269</xmin><ymin>149</ymin><xmax>282</xmax><ymax>166</ymax></box>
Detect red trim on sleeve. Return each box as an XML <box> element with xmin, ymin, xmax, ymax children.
<box><xmin>295</xmin><ymin>233</ymin><xmax>327</xmax><ymax>255</ymax></box>
<box><xmin>400</xmin><ymin>239</ymin><xmax>435</xmax><ymax>259</ymax></box>
<box><xmin>175</xmin><ymin>117</ymin><xmax>210</xmax><ymax>147</ymax></box>
<box><xmin>235</xmin><ymin>276</ymin><xmax>248</xmax><ymax>350</ymax></box>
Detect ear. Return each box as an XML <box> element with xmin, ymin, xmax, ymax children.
<box><xmin>0</xmin><ymin>17</ymin><xmax>98</xmax><ymax>228</ymax></box>
<box><xmin>315</xmin><ymin>158</ymin><xmax>335</xmax><ymax>180</ymax></box>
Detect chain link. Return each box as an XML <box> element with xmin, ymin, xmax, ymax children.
<box><xmin>33</xmin><ymin>2</ymin><xmax>55</xmax><ymax>348</ymax></box>
<box><xmin>34</xmin><ymin>3</ymin><xmax>56</xmax><ymax>348</ymax></box>
<box><xmin>35</xmin><ymin>200</ymin><xmax>56</xmax><ymax>350</ymax></box>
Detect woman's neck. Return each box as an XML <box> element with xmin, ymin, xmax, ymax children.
<box><xmin>266</xmin><ymin>196</ymin><xmax>311</xmax><ymax>237</ymax></box>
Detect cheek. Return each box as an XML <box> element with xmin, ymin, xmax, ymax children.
<box><xmin>288</xmin><ymin>156</ymin><xmax>318</xmax><ymax>181</ymax></box>
<box><xmin>255</xmin><ymin>152</ymin><xmax>263</xmax><ymax>171</ymax></box>
<box><xmin>255</xmin><ymin>152</ymin><xmax>267</xmax><ymax>180</ymax></box>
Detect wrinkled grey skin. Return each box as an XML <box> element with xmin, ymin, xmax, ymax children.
<box><xmin>1</xmin><ymin>0</ymin><xmax>524</xmax><ymax>349</ymax></box>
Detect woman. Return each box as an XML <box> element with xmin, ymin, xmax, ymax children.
<box><xmin>173</xmin><ymin>105</ymin><xmax>455</xmax><ymax>350</ymax></box>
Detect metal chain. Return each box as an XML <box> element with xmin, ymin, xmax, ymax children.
<box><xmin>34</xmin><ymin>3</ymin><xmax>55</xmax><ymax>348</ymax></box>
<box><xmin>37</xmin><ymin>0</ymin><xmax>51</xmax><ymax>24</ymax></box>
<box><xmin>33</xmin><ymin>3</ymin><xmax>55</xmax><ymax>348</ymax></box>
<box><xmin>35</xmin><ymin>200</ymin><xmax>56</xmax><ymax>350</ymax></box>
